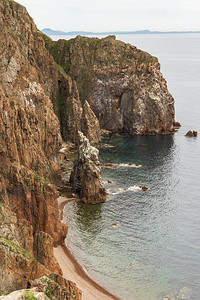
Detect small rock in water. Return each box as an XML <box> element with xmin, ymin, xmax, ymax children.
<box><xmin>107</xmin><ymin>180</ymin><xmax>113</xmax><ymax>183</ymax></box>
<box><xmin>111</xmin><ymin>223</ymin><xmax>118</xmax><ymax>227</ymax></box>
<box><xmin>185</xmin><ymin>130</ymin><xmax>198</xmax><ymax>137</ymax></box>
<box><xmin>139</xmin><ymin>185</ymin><xmax>148</xmax><ymax>191</ymax></box>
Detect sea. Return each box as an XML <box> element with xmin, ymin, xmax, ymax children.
<box><xmin>53</xmin><ymin>33</ymin><xmax>200</xmax><ymax>300</ymax></box>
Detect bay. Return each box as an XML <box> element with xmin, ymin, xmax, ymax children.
<box><xmin>62</xmin><ymin>33</ymin><xmax>200</xmax><ymax>300</ymax></box>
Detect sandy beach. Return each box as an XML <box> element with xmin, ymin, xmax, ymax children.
<box><xmin>55</xmin><ymin>196</ymin><xmax>121</xmax><ymax>300</ymax></box>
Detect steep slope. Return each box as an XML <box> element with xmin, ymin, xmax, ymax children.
<box><xmin>45</xmin><ymin>34</ymin><xmax>177</xmax><ymax>135</ymax></box>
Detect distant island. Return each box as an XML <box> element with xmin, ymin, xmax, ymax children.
<box><xmin>42</xmin><ymin>28</ymin><xmax>200</xmax><ymax>36</ymax></box>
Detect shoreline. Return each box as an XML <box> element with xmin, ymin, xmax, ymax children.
<box><xmin>55</xmin><ymin>196</ymin><xmax>121</xmax><ymax>300</ymax></box>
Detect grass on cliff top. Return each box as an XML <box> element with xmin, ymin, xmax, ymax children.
<box><xmin>25</xmin><ymin>291</ymin><xmax>37</xmax><ymax>300</ymax></box>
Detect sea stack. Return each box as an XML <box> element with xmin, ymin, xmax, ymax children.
<box><xmin>70</xmin><ymin>131</ymin><xmax>107</xmax><ymax>204</ymax></box>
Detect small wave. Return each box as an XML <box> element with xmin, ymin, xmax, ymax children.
<box><xmin>107</xmin><ymin>185</ymin><xmax>148</xmax><ymax>195</ymax></box>
<box><xmin>107</xmin><ymin>188</ymin><xmax>126</xmax><ymax>195</ymax></box>
<box><xmin>127</xmin><ymin>185</ymin><xmax>143</xmax><ymax>191</ymax></box>
<box><xmin>118</xmin><ymin>163</ymin><xmax>142</xmax><ymax>168</ymax></box>
<box><xmin>102</xmin><ymin>163</ymin><xmax>142</xmax><ymax>169</ymax></box>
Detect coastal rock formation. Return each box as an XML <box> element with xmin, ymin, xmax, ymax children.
<box><xmin>30</xmin><ymin>275</ymin><xmax>82</xmax><ymax>300</ymax></box>
<box><xmin>45</xmin><ymin>35</ymin><xmax>177</xmax><ymax>135</ymax></box>
<box><xmin>70</xmin><ymin>132</ymin><xmax>107</xmax><ymax>203</ymax></box>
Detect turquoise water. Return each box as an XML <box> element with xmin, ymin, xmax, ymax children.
<box><xmin>62</xmin><ymin>34</ymin><xmax>200</xmax><ymax>300</ymax></box>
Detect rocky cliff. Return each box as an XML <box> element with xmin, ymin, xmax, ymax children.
<box><xmin>0</xmin><ymin>0</ymin><xmax>82</xmax><ymax>296</ymax></box>
<box><xmin>45</xmin><ymin>34</ymin><xmax>176</xmax><ymax>135</ymax></box>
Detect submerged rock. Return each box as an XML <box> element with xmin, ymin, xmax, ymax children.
<box><xmin>139</xmin><ymin>185</ymin><xmax>149</xmax><ymax>191</ymax></box>
<box><xmin>70</xmin><ymin>132</ymin><xmax>107</xmax><ymax>204</ymax></box>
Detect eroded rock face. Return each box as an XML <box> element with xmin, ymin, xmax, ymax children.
<box><xmin>0</xmin><ymin>204</ymin><xmax>50</xmax><ymax>293</ymax></box>
<box><xmin>53</xmin><ymin>77</ymin><xmax>100</xmax><ymax>145</ymax></box>
<box><xmin>0</xmin><ymin>0</ymin><xmax>68</xmax><ymax>244</ymax></box>
<box><xmin>70</xmin><ymin>132</ymin><xmax>106</xmax><ymax>203</ymax></box>
<box><xmin>46</xmin><ymin>35</ymin><xmax>176</xmax><ymax>135</ymax></box>
<box><xmin>81</xmin><ymin>100</ymin><xmax>100</xmax><ymax>145</ymax></box>
<box><xmin>34</xmin><ymin>232</ymin><xmax>62</xmax><ymax>275</ymax></box>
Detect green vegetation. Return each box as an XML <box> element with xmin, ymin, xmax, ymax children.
<box><xmin>48</xmin><ymin>39</ymin><xmax>71</xmax><ymax>73</ymax></box>
<box><xmin>42</xmin><ymin>33</ymin><xmax>53</xmax><ymax>50</ymax></box>
<box><xmin>9</xmin><ymin>100</ymin><xmax>14</xmax><ymax>109</ymax></box>
<box><xmin>38</xmin><ymin>277</ymin><xmax>55</xmax><ymax>299</ymax></box>
<box><xmin>17</xmin><ymin>33</ymin><xmax>25</xmax><ymax>43</ymax></box>
<box><xmin>55</xmin><ymin>63</ymin><xmax>68</xmax><ymax>79</ymax></box>
<box><xmin>132</xmin><ymin>95</ymin><xmax>136</xmax><ymax>110</ymax></box>
<box><xmin>34</xmin><ymin>172</ymin><xmax>48</xmax><ymax>185</ymax></box>
<box><xmin>2</xmin><ymin>237</ymin><xmax>34</xmax><ymax>260</ymax></box>
<box><xmin>25</xmin><ymin>291</ymin><xmax>37</xmax><ymax>300</ymax></box>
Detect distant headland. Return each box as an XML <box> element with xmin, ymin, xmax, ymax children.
<box><xmin>42</xmin><ymin>28</ymin><xmax>200</xmax><ymax>36</ymax></box>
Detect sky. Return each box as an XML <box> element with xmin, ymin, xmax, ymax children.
<box><xmin>16</xmin><ymin>0</ymin><xmax>200</xmax><ymax>32</ymax></box>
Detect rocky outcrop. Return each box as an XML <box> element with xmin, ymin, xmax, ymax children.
<box><xmin>0</xmin><ymin>288</ymin><xmax>49</xmax><ymax>299</ymax></box>
<box><xmin>45</xmin><ymin>35</ymin><xmax>177</xmax><ymax>135</ymax></box>
<box><xmin>70</xmin><ymin>132</ymin><xmax>107</xmax><ymax>204</ymax></box>
<box><xmin>31</xmin><ymin>275</ymin><xmax>82</xmax><ymax>300</ymax></box>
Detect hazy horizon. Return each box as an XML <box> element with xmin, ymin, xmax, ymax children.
<box><xmin>16</xmin><ymin>0</ymin><xmax>200</xmax><ymax>33</ymax></box>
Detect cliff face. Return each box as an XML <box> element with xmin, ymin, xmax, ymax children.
<box><xmin>0</xmin><ymin>0</ymin><xmax>81</xmax><ymax>295</ymax></box>
<box><xmin>46</xmin><ymin>35</ymin><xmax>176</xmax><ymax>135</ymax></box>
<box><xmin>0</xmin><ymin>0</ymin><xmax>68</xmax><ymax>244</ymax></box>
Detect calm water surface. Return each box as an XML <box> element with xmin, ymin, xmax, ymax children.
<box><xmin>62</xmin><ymin>34</ymin><xmax>200</xmax><ymax>300</ymax></box>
